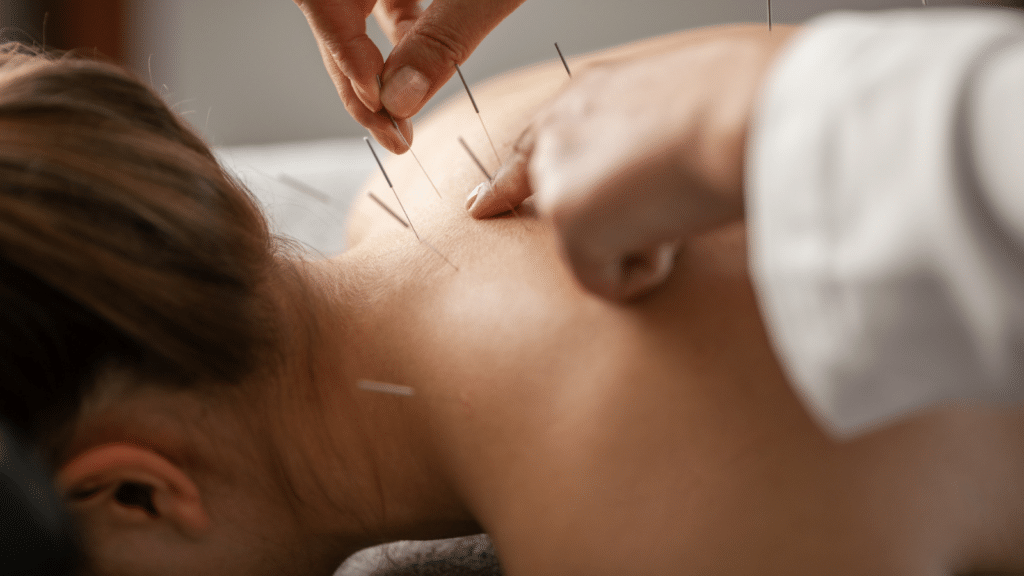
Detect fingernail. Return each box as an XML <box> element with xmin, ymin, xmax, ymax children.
<box><xmin>382</xmin><ymin>67</ymin><xmax>430</xmax><ymax>118</ymax></box>
<box><xmin>466</xmin><ymin>181</ymin><xmax>489</xmax><ymax>211</ymax></box>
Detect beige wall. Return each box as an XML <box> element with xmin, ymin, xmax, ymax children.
<box><xmin>125</xmin><ymin>0</ymin><xmax>955</xmax><ymax>146</ymax></box>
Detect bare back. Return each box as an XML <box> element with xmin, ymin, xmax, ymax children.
<box><xmin>342</xmin><ymin>29</ymin><xmax>1024</xmax><ymax>576</ymax></box>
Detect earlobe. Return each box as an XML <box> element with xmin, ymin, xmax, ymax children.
<box><xmin>58</xmin><ymin>443</ymin><xmax>210</xmax><ymax>536</ymax></box>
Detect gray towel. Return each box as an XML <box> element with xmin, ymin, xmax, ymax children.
<box><xmin>336</xmin><ymin>535</ymin><xmax>501</xmax><ymax>576</ymax></box>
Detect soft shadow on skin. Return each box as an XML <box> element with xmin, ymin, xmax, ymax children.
<box><xmin>628</xmin><ymin>223</ymin><xmax>752</xmax><ymax>325</ymax></box>
<box><xmin>505</xmin><ymin>198</ymin><xmax>539</xmax><ymax>219</ymax></box>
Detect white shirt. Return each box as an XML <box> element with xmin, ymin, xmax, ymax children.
<box><xmin>747</xmin><ymin>7</ymin><xmax>1024</xmax><ymax>437</ymax></box>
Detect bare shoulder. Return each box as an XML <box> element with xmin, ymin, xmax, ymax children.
<box><xmin>342</xmin><ymin>24</ymin><xmax>1024</xmax><ymax>575</ymax></box>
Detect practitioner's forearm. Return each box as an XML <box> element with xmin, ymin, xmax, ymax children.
<box><xmin>747</xmin><ymin>8</ymin><xmax>1024</xmax><ymax>436</ymax></box>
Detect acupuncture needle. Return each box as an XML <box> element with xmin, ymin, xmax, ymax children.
<box><xmin>368</xmin><ymin>191</ymin><xmax>409</xmax><ymax>227</ymax></box>
<box><xmin>377</xmin><ymin>75</ymin><xmax>441</xmax><ymax>199</ymax></box>
<box><xmin>365</xmin><ymin>136</ymin><xmax>419</xmax><ymax>241</ymax></box>
<box><xmin>356</xmin><ymin>380</ymin><xmax>462</xmax><ymax>405</ymax></box>
<box><xmin>367</xmin><ymin>191</ymin><xmax>458</xmax><ymax>270</ymax></box>
<box><xmin>458</xmin><ymin>136</ymin><xmax>493</xmax><ymax>182</ymax></box>
<box><xmin>767</xmin><ymin>0</ymin><xmax>772</xmax><ymax>31</ymax></box>
<box><xmin>358</xmin><ymin>380</ymin><xmax>416</xmax><ymax>397</ymax></box>
<box><xmin>277</xmin><ymin>174</ymin><xmax>333</xmax><ymax>204</ymax></box>
<box><xmin>554</xmin><ymin>42</ymin><xmax>572</xmax><ymax>77</ymax></box>
<box><xmin>454</xmin><ymin>64</ymin><xmax>500</xmax><ymax>165</ymax></box>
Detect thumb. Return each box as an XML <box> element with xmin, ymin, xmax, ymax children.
<box><xmin>379</xmin><ymin>0</ymin><xmax>526</xmax><ymax>118</ymax></box>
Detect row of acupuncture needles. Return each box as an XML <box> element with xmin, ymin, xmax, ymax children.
<box><xmin>364</xmin><ymin>136</ymin><xmax>458</xmax><ymax>270</ymax></box>
<box><xmin>357</xmin><ymin>45</ymin><xmax>574</xmax><ymax>400</ymax></box>
<box><xmin>365</xmin><ymin>56</ymin><xmax>526</xmax><ymax>244</ymax></box>
<box><xmin>361</xmin><ymin>62</ymin><xmax>512</xmax><ymax>272</ymax></box>
<box><xmin>292</xmin><ymin>0</ymin><xmax>929</xmax><ymax>258</ymax></box>
<box><xmin>355</xmin><ymin>0</ymin><xmax>932</xmax><ymax>400</ymax></box>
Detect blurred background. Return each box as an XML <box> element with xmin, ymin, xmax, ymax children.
<box><xmin>0</xmin><ymin>0</ymin><xmax>1014</xmax><ymax>147</ymax></box>
<box><xmin>0</xmin><ymin>2</ymin><xmax>1019</xmax><ymax>571</ymax></box>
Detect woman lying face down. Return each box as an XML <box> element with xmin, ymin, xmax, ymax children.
<box><xmin>3</xmin><ymin>30</ymin><xmax>1023</xmax><ymax>576</ymax></box>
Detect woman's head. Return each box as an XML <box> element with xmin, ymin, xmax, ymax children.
<box><xmin>0</xmin><ymin>42</ymin><xmax>279</xmax><ymax>447</ymax></box>
<box><xmin>0</xmin><ymin>44</ymin><xmax>351</xmax><ymax>575</ymax></box>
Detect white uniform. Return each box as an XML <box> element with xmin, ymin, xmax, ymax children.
<box><xmin>747</xmin><ymin>7</ymin><xmax>1024</xmax><ymax>437</ymax></box>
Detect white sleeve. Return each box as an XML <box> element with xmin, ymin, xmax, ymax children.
<box><xmin>747</xmin><ymin>7</ymin><xmax>1024</xmax><ymax>437</ymax></box>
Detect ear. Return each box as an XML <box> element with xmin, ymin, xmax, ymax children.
<box><xmin>57</xmin><ymin>443</ymin><xmax>210</xmax><ymax>538</ymax></box>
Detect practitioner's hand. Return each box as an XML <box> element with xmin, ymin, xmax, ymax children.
<box><xmin>295</xmin><ymin>0</ymin><xmax>526</xmax><ymax>154</ymax></box>
<box><xmin>466</xmin><ymin>25</ymin><xmax>799</xmax><ymax>301</ymax></box>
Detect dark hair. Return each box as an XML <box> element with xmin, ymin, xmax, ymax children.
<box><xmin>0</xmin><ymin>44</ymin><xmax>281</xmax><ymax>454</ymax></box>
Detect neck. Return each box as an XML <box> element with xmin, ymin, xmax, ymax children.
<box><xmin>263</xmin><ymin>255</ymin><xmax>480</xmax><ymax>551</ymax></box>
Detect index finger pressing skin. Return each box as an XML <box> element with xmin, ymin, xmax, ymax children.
<box><xmin>466</xmin><ymin>126</ymin><xmax>536</xmax><ymax>217</ymax></box>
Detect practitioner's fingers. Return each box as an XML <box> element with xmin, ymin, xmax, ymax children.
<box><xmin>375</xmin><ymin>111</ymin><xmax>414</xmax><ymax>154</ymax></box>
<box><xmin>297</xmin><ymin>0</ymin><xmax>525</xmax><ymax>148</ymax></box>
<box><xmin>467</xmin><ymin>126</ymin><xmax>536</xmax><ymax>217</ymax></box>
<box><xmin>372</xmin><ymin>0</ymin><xmax>424</xmax><ymax>46</ymax></box>
<box><xmin>379</xmin><ymin>0</ymin><xmax>527</xmax><ymax>119</ymax></box>
<box><xmin>468</xmin><ymin>26</ymin><xmax>801</xmax><ymax>301</ymax></box>
<box><xmin>313</xmin><ymin>36</ymin><xmax>412</xmax><ymax>153</ymax></box>
<box><xmin>295</xmin><ymin>0</ymin><xmax>384</xmax><ymax>112</ymax></box>
<box><xmin>541</xmin><ymin>150</ymin><xmax>693</xmax><ymax>301</ymax></box>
